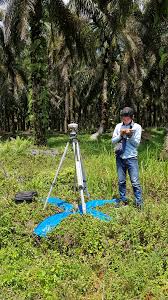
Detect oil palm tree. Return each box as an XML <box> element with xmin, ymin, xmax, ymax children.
<box><xmin>4</xmin><ymin>0</ymin><xmax>96</xmax><ymax>144</ymax></box>
<box><xmin>69</xmin><ymin>0</ymin><xmax>139</xmax><ymax>137</ymax></box>
<box><xmin>0</xmin><ymin>3</ymin><xmax>27</xmax><ymax>133</ymax></box>
<box><xmin>69</xmin><ymin>0</ymin><xmax>168</xmax><ymax>130</ymax></box>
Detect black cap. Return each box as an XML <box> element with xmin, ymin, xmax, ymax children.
<box><xmin>120</xmin><ymin>107</ymin><xmax>134</xmax><ymax>117</ymax></box>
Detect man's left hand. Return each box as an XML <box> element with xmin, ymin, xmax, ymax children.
<box><xmin>126</xmin><ymin>129</ymin><xmax>133</xmax><ymax>137</ymax></box>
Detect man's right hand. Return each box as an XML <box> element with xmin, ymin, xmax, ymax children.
<box><xmin>120</xmin><ymin>129</ymin><xmax>133</xmax><ymax>137</ymax></box>
<box><xmin>120</xmin><ymin>129</ymin><xmax>128</xmax><ymax>136</ymax></box>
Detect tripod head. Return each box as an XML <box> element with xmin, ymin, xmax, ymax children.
<box><xmin>68</xmin><ymin>123</ymin><xmax>78</xmax><ymax>140</ymax></box>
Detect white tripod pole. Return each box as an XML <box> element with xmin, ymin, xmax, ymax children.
<box><xmin>43</xmin><ymin>142</ymin><xmax>69</xmax><ymax>209</ymax></box>
<box><xmin>72</xmin><ymin>140</ymin><xmax>86</xmax><ymax>214</ymax></box>
<box><xmin>78</xmin><ymin>146</ymin><xmax>90</xmax><ymax>198</ymax></box>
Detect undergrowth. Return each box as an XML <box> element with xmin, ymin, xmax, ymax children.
<box><xmin>0</xmin><ymin>129</ymin><xmax>168</xmax><ymax>300</ymax></box>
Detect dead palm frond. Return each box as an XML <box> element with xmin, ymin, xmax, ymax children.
<box><xmin>4</xmin><ymin>0</ymin><xmax>36</xmax><ymax>44</ymax></box>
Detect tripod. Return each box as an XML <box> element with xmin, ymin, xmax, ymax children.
<box><xmin>43</xmin><ymin>124</ymin><xmax>89</xmax><ymax>214</ymax></box>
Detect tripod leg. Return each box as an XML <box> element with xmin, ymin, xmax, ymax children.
<box><xmin>73</xmin><ymin>174</ymin><xmax>77</xmax><ymax>193</ymax></box>
<box><xmin>43</xmin><ymin>142</ymin><xmax>69</xmax><ymax>209</ymax></box>
<box><xmin>80</xmin><ymin>189</ymin><xmax>86</xmax><ymax>214</ymax></box>
<box><xmin>72</xmin><ymin>141</ymin><xmax>86</xmax><ymax>214</ymax></box>
<box><xmin>80</xmin><ymin>158</ymin><xmax>90</xmax><ymax>198</ymax></box>
<box><xmin>76</xmin><ymin>142</ymin><xmax>90</xmax><ymax>198</ymax></box>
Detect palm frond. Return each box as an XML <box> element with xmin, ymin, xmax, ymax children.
<box><xmin>0</xmin><ymin>19</ymin><xmax>27</xmax><ymax>88</ymax></box>
<box><xmin>50</xmin><ymin>0</ymin><xmax>96</xmax><ymax>63</ymax></box>
<box><xmin>73</xmin><ymin>64</ymin><xmax>104</xmax><ymax>106</ymax></box>
<box><xmin>0</xmin><ymin>23</ymin><xmax>5</xmax><ymax>45</ymax></box>
<box><xmin>4</xmin><ymin>0</ymin><xmax>36</xmax><ymax>44</ymax></box>
<box><xmin>96</xmin><ymin>0</ymin><xmax>111</xmax><ymax>12</ymax></box>
<box><xmin>69</xmin><ymin>0</ymin><xmax>103</xmax><ymax>19</ymax></box>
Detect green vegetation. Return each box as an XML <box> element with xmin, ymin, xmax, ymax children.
<box><xmin>0</xmin><ymin>129</ymin><xmax>168</xmax><ymax>300</ymax></box>
<box><xmin>0</xmin><ymin>1</ymin><xmax>167</xmax><ymax>298</ymax></box>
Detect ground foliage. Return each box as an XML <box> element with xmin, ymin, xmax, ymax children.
<box><xmin>0</xmin><ymin>129</ymin><xmax>168</xmax><ymax>299</ymax></box>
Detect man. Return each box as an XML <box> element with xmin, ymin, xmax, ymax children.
<box><xmin>112</xmin><ymin>107</ymin><xmax>143</xmax><ymax>209</ymax></box>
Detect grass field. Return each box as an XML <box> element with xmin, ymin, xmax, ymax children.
<box><xmin>0</xmin><ymin>128</ymin><xmax>168</xmax><ymax>300</ymax></box>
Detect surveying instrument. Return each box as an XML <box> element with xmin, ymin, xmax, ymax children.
<box><xmin>43</xmin><ymin>123</ymin><xmax>89</xmax><ymax>213</ymax></box>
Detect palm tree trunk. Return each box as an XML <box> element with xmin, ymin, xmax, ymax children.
<box><xmin>69</xmin><ymin>86</ymin><xmax>74</xmax><ymax>123</ymax></box>
<box><xmin>100</xmin><ymin>68</ymin><xmax>108</xmax><ymax>130</ymax></box>
<box><xmin>30</xmin><ymin>0</ymin><xmax>48</xmax><ymax>145</ymax></box>
<box><xmin>90</xmin><ymin>69</ymin><xmax>108</xmax><ymax>139</ymax></box>
<box><xmin>64</xmin><ymin>87</ymin><xmax>69</xmax><ymax>133</ymax></box>
<box><xmin>63</xmin><ymin>64</ymin><xmax>70</xmax><ymax>133</ymax></box>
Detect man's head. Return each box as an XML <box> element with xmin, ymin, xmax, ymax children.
<box><xmin>120</xmin><ymin>107</ymin><xmax>134</xmax><ymax>125</ymax></box>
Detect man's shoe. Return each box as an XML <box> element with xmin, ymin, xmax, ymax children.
<box><xmin>121</xmin><ymin>200</ymin><xmax>128</xmax><ymax>206</ymax></box>
<box><xmin>136</xmin><ymin>203</ymin><xmax>143</xmax><ymax>210</ymax></box>
<box><xmin>114</xmin><ymin>199</ymin><xmax>128</xmax><ymax>208</ymax></box>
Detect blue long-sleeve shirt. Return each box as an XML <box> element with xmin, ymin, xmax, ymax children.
<box><xmin>112</xmin><ymin>122</ymin><xmax>142</xmax><ymax>159</ymax></box>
